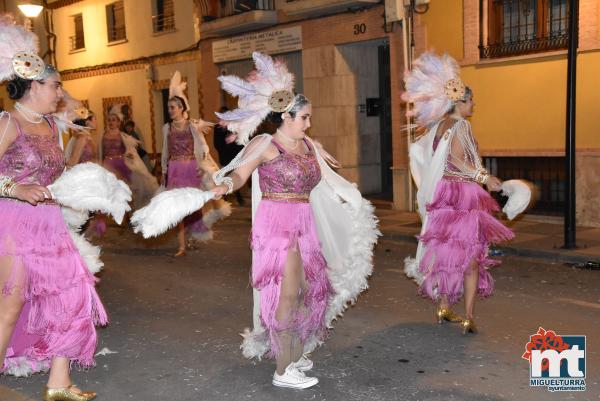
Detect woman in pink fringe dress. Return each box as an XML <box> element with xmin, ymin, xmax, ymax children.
<box><xmin>213</xmin><ymin>96</ymin><xmax>333</xmax><ymax>389</ymax></box>
<box><xmin>403</xmin><ymin>52</ymin><xmax>514</xmax><ymax>335</ymax></box>
<box><xmin>210</xmin><ymin>52</ymin><xmax>379</xmax><ymax>389</ymax></box>
<box><xmin>0</xmin><ymin>54</ymin><xmax>105</xmax><ymax>400</ymax></box>
<box><xmin>162</xmin><ymin>96</ymin><xmax>212</xmax><ymax>256</ymax></box>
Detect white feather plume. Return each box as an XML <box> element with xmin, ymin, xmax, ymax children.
<box><xmin>402</xmin><ymin>52</ymin><xmax>462</xmax><ymax>127</ymax></box>
<box><xmin>69</xmin><ymin>230</ymin><xmax>103</xmax><ymax>274</ymax></box>
<box><xmin>169</xmin><ymin>70</ymin><xmax>190</xmax><ymax>112</ymax></box>
<box><xmin>217</xmin><ymin>52</ymin><xmax>295</xmax><ymax>145</ymax></box>
<box><xmin>131</xmin><ymin>187</ymin><xmax>216</xmax><ymax>238</ymax></box>
<box><xmin>0</xmin><ymin>15</ymin><xmax>39</xmax><ymax>83</ymax></box>
<box><xmin>48</xmin><ymin>163</ymin><xmax>132</xmax><ymax>224</ymax></box>
<box><xmin>501</xmin><ymin>179</ymin><xmax>532</xmax><ymax>220</ymax></box>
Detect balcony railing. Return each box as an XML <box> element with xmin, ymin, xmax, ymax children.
<box><xmin>152</xmin><ymin>13</ymin><xmax>176</xmax><ymax>33</ymax></box>
<box><xmin>108</xmin><ymin>25</ymin><xmax>126</xmax><ymax>42</ymax></box>
<box><xmin>69</xmin><ymin>34</ymin><xmax>85</xmax><ymax>51</ymax></box>
<box><xmin>480</xmin><ymin>34</ymin><xmax>568</xmax><ymax>58</ymax></box>
<box><xmin>202</xmin><ymin>0</ymin><xmax>275</xmax><ymax>21</ymax></box>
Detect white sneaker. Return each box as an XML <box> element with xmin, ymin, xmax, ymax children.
<box><xmin>293</xmin><ymin>355</ymin><xmax>313</xmax><ymax>372</ymax></box>
<box><xmin>272</xmin><ymin>364</ymin><xmax>319</xmax><ymax>389</ymax></box>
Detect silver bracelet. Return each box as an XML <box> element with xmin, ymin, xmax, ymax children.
<box><xmin>221</xmin><ymin>177</ymin><xmax>234</xmax><ymax>195</ymax></box>
<box><xmin>0</xmin><ymin>176</ymin><xmax>17</xmax><ymax>198</ymax></box>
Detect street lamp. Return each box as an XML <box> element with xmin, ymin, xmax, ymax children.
<box><xmin>18</xmin><ymin>2</ymin><xmax>44</xmax><ymax>31</ymax></box>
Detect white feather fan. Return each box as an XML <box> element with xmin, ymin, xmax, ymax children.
<box><xmin>48</xmin><ymin>163</ymin><xmax>132</xmax><ymax>224</ymax></box>
<box><xmin>501</xmin><ymin>179</ymin><xmax>532</xmax><ymax>220</ymax></box>
<box><xmin>131</xmin><ymin>187</ymin><xmax>216</xmax><ymax>238</ymax></box>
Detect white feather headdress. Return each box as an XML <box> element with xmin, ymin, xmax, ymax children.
<box><xmin>0</xmin><ymin>14</ymin><xmax>50</xmax><ymax>83</ymax></box>
<box><xmin>169</xmin><ymin>70</ymin><xmax>190</xmax><ymax>117</ymax></box>
<box><xmin>108</xmin><ymin>103</ymin><xmax>124</xmax><ymax>121</ymax></box>
<box><xmin>216</xmin><ymin>52</ymin><xmax>295</xmax><ymax>145</ymax></box>
<box><xmin>402</xmin><ymin>52</ymin><xmax>466</xmax><ymax>128</ymax></box>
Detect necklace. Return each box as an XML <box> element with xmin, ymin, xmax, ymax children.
<box><xmin>15</xmin><ymin>102</ymin><xmax>45</xmax><ymax>124</ymax></box>
<box><xmin>172</xmin><ymin>119</ymin><xmax>187</xmax><ymax>130</ymax></box>
<box><xmin>276</xmin><ymin>130</ymin><xmax>300</xmax><ymax>150</ymax></box>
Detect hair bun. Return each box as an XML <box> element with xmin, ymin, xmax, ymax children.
<box><xmin>6</xmin><ymin>77</ymin><xmax>30</xmax><ymax>100</ymax></box>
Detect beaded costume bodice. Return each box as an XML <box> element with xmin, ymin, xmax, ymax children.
<box><xmin>102</xmin><ymin>133</ymin><xmax>125</xmax><ymax>158</ymax></box>
<box><xmin>258</xmin><ymin>139</ymin><xmax>321</xmax><ymax>195</ymax></box>
<box><xmin>168</xmin><ymin>125</ymin><xmax>194</xmax><ymax>158</ymax></box>
<box><xmin>0</xmin><ymin>116</ymin><xmax>64</xmax><ymax>186</ymax></box>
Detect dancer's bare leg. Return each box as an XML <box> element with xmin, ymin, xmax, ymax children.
<box><xmin>274</xmin><ymin>244</ymin><xmax>304</xmax><ymax>375</ymax></box>
<box><xmin>175</xmin><ymin>223</ymin><xmax>186</xmax><ymax>255</ymax></box>
<box><xmin>463</xmin><ymin>260</ymin><xmax>479</xmax><ymax>319</ymax></box>
<box><xmin>0</xmin><ymin>254</ymin><xmax>24</xmax><ymax>365</ymax></box>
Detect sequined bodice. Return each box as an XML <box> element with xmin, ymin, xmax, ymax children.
<box><xmin>0</xmin><ymin>117</ymin><xmax>64</xmax><ymax>186</ymax></box>
<box><xmin>79</xmin><ymin>135</ymin><xmax>97</xmax><ymax>163</ymax></box>
<box><xmin>168</xmin><ymin>125</ymin><xmax>194</xmax><ymax>158</ymax></box>
<box><xmin>258</xmin><ymin>140</ymin><xmax>321</xmax><ymax>195</ymax></box>
<box><xmin>102</xmin><ymin>133</ymin><xmax>125</xmax><ymax>158</ymax></box>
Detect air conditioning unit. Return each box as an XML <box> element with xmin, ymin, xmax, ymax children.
<box><xmin>385</xmin><ymin>0</ymin><xmax>404</xmax><ymax>22</ymax></box>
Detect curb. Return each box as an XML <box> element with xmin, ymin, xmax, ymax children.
<box><xmin>382</xmin><ymin>232</ymin><xmax>599</xmax><ymax>265</ymax></box>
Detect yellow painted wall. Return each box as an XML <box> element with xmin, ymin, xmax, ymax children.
<box><xmin>416</xmin><ymin>0</ymin><xmax>464</xmax><ymax>61</ymax></box>
<box><xmin>420</xmin><ymin>0</ymin><xmax>600</xmax><ymax>153</ymax></box>
<box><xmin>54</xmin><ymin>0</ymin><xmax>198</xmax><ymax>71</ymax></box>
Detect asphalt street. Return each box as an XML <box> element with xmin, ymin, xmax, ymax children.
<box><xmin>1</xmin><ymin>207</ymin><xmax>599</xmax><ymax>401</ymax></box>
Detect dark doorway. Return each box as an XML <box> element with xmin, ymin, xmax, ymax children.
<box><xmin>378</xmin><ymin>44</ymin><xmax>393</xmax><ymax>199</ymax></box>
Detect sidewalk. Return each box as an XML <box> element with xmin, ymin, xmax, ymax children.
<box><xmin>375</xmin><ymin>205</ymin><xmax>600</xmax><ymax>265</ymax></box>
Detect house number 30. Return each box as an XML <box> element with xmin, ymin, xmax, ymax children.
<box><xmin>353</xmin><ymin>23</ymin><xmax>367</xmax><ymax>35</ymax></box>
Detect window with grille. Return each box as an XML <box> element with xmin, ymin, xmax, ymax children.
<box><xmin>106</xmin><ymin>1</ymin><xmax>127</xmax><ymax>43</ymax></box>
<box><xmin>480</xmin><ymin>0</ymin><xmax>569</xmax><ymax>59</ymax></box>
<box><xmin>70</xmin><ymin>13</ymin><xmax>85</xmax><ymax>51</ymax></box>
<box><xmin>152</xmin><ymin>0</ymin><xmax>175</xmax><ymax>33</ymax></box>
<box><xmin>484</xmin><ymin>156</ymin><xmax>565</xmax><ymax>215</ymax></box>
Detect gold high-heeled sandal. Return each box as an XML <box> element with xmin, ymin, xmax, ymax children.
<box><xmin>43</xmin><ymin>385</ymin><xmax>96</xmax><ymax>401</ymax></box>
<box><xmin>436</xmin><ymin>307</ymin><xmax>463</xmax><ymax>324</ymax></box>
<box><xmin>174</xmin><ymin>248</ymin><xmax>186</xmax><ymax>257</ymax></box>
<box><xmin>461</xmin><ymin>318</ymin><xmax>478</xmax><ymax>335</ymax></box>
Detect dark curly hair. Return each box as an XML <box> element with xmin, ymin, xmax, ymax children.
<box><xmin>6</xmin><ymin>76</ymin><xmax>33</xmax><ymax>100</ymax></box>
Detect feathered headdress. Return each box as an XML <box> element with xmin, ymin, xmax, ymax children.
<box><xmin>108</xmin><ymin>104</ymin><xmax>124</xmax><ymax>121</ymax></box>
<box><xmin>402</xmin><ymin>52</ymin><xmax>467</xmax><ymax>127</ymax></box>
<box><xmin>168</xmin><ymin>71</ymin><xmax>190</xmax><ymax>118</ymax></box>
<box><xmin>216</xmin><ymin>51</ymin><xmax>295</xmax><ymax>145</ymax></box>
<box><xmin>0</xmin><ymin>14</ymin><xmax>50</xmax><ymax>83</ymax></box>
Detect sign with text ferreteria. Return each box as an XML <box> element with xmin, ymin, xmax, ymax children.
<box><xmin>212</xmin><ymin>26</ymin><xmax>302</xmax><ymax>63</ymax></box>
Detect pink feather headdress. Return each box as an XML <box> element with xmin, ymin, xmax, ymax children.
<box><xmin>0</xmin><ymin>14</ymin><xmax>48</xmax><ymax>83</ymax></box>
<box><xmin>216</xmin><ymin>52</ymin><xmax>295</xmax><ymax>145</ymax></box>
<box><xmin>402</xmin><ymin>52</ymin><xmax>466</xmax><ymax>127</ymax></box>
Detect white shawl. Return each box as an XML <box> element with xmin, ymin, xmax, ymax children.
<box><xmin>403</xmin><ymin>120</ymin><xmax>454</xmax><ymax>285</ymax></box>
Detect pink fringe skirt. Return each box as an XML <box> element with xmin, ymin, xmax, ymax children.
<box><xmin>251</xmin><ymin>200</ymin><xmax>334</xmax><ymax>358</ymax></box>
<box><xmin>167</xmin><ymin>159</ymin><xmax>209</xmax><ymax>240</ymax></box>
<box><xmin>418</xmin><ymin>179</ymin><xmax>514</xmax><ymax>305</ymax></box>
<box><xmin>0</xmin><ymin>200</ymin><xmax>108</xmax><ymax>374</ymax></box>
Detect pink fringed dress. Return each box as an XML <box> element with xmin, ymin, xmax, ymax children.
<box><xmin>417</xmin><ymin>132</ymin><xmax>514</xmax><ymax>305</ymax></box>
<box><xmin>102</xmin><ymin>133</ymin><xmax>131</xmax><ymax>182</ymax></box>
<box><xmin>251</xmin><ymin>139</ymin><xmax>334</xmax><ymax>358</ymax></box>
<box><xmin>165</xmin><ymin>124</ymin><xmax>208</xmax><ymax>237</ymax></box>
<box><xmin>0</xmin><ymin>117</ymin><xmax>108</xmax><ymax>375</ymax></box>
